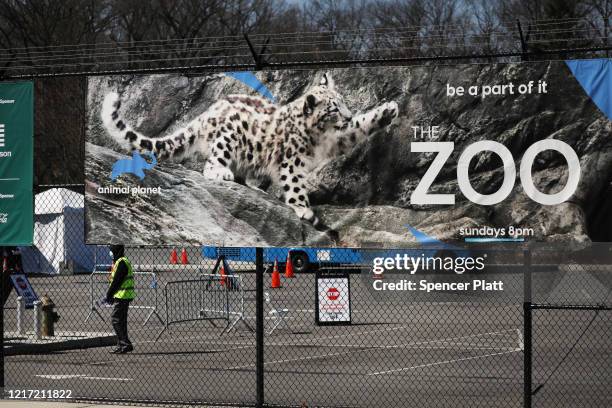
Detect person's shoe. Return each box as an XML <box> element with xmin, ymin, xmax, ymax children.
<box><xmin>109</xmin><ymin>347</ymin><xmax>123</xmax><ymax>354</ymax></box>
<box><xmin>119</xmin><ymin>345</ymin><xmax>134</xmax><ymax>354</ymax></box>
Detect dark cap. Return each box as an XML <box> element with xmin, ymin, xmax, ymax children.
<box><xmin>110</xmin><ymin>244</ymin><xmax>125</xmax><ymax>260</ymax></box>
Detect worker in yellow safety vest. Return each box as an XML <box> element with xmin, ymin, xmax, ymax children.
<box><xmin>106</xmin><ymin>244</ymin><xmax>135</xmax><ymax>354</ymax></box>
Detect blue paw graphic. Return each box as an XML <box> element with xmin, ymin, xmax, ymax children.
<box><xmin>111</xmin><ymin>151</ymin><xmax>157</xmax><ymax>181</ymax></box>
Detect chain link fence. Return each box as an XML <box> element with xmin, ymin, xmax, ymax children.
<box><xmin>1</xmin><ymin>185</ymin><xmax>611</xmax><ymax>407</ymax></box>
<box><xmin>525</xmin><ymin>249</ymin><xmax>612</xmax><ymax>408</ymax></box>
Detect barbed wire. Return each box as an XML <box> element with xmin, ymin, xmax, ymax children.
<box><xmin>4</xmin><ymin>36</ymin><xmax>604</xmax><ymax>71</ymax></box>
<box><xmin>0</xmin><ymin>17</ymin><xmax>609</xmax><ymax>79</ymax></box>
<box><xmin>4</xmin><ymin>44</ymin><xmax>610</xmax><ymax>80</ymax></box>
<box><xmin>0</xmin><ymin>17</ymin><xmax>598</xmax><ymax>54</ymax></box>
<box><xmin>0</xmin><ymin>29</ymin><xmax>604</xmax><ymax>64</ymax></box>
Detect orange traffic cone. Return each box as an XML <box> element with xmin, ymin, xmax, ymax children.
<box><xmin>170</xmin><ymin>248</ymin><xmax>178</xmax><ymax>264</ymax></box>
<box><xmin>219</xmin><ymin>262</ymin><xmax>227</xmax><ymax>286</ymax></box>
<box><xmin>271</xmin><ymin>258</ymin><xmax>282</xmax><ymax>288</ymax></box>
<box><xmin>180</xmin><ymin>248</ymin><xmax>189</xmax><ymax>264</ymax></box>
<box><xmin>285</xmin><ymin>253</ymin><xmax>295</xmax><ymax>278</ymax></box>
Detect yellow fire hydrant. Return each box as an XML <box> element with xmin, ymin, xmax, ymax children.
<box><xmin>40</xmin><ymin>295</ymin><xmax>60</xmax><ymax>337</ymax></box>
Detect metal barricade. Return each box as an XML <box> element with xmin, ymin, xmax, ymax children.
<box><xmin>85</xmin><ymin>264</ymin><xmax>163</xmax><ymax>326</ymax></box>
<box><xmin>216</xmin><ymin>274</ymin><xmax>252</xmax><ymax>334</ymax></box>
<box><xmin>156</xmin><ymin>274</ymin><xmax>252</xmax><ymax>341</ymax></box>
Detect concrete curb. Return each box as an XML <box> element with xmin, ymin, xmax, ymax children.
<box><xmin>0</xmin><ymin>401</ymin><xmax>139</xmax><ymax>407</ymax></box>
<box><xmin>0</xmin><ymin>400</ymin><xmax>236</xmax><ymax>407</ymax></box>
<box><xmin>4</xmin><ymin>335</ymin><xmax>117</xmax><ymax>355</ymax></box>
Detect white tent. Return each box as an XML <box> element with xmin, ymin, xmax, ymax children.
<box><xmin>20</xmin><ymin>188</ymin><xmax>110</xmax><ymax>274</ymax></box>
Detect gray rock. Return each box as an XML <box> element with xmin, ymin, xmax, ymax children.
<box><xmin>310</xmin><ymin>63</ymin><xmax>612</xmax><ymax>243</ymax></box>
<box><xmin>85</xmin><ymin>143</ymin><xmax>332</xmax><ymax>246</ymax></box>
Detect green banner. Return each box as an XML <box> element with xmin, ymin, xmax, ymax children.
<box><xmin>0</xmin><ymin>82</ymin><xmax>33</xmax><ymax>245</ymax></box>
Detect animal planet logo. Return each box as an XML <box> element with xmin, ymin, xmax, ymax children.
<box><xmin>110</xmin><ymin>151</ymin><xmax>157</xmax><ymax>181</ymax></box>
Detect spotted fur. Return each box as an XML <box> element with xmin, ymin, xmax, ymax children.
<box><xmin>316</xmin><ymin>101</ymin><xmax>398</xmax><ymax>162</ymax></box>
<box><xmin>101</xmin><ymin>73</ymin><xmax>397</xmax><ymax>224</ymax></box>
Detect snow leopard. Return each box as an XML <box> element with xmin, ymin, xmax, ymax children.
<box><xmin>101</xmin><ymin>72</ymin><xmax>398</xmax><ymax>225</ymax></box>
<box><xmin>245</xmin><ymin>98</ymin><xmax>399</xmax><ymax>196</ymax></box>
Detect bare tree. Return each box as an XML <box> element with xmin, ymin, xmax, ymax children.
<box><xmin>154</xmin><ymin>0</ymin><xmax>227</xmax><ymax>66</ymax></box>
<box><xmin>0</xmin><ymin>0</ymin><xmax>110</xmax><ymax>72</ymax></box>
<box><xmin>466</xmin><ymin>0</ymin><xmax>508</xmax><ymax>56</ymax></box>
<box><xmin>272</xmin><ymin>0</ymin><xmax>371</xmax><ymax>62</ymax></box>
<box><xmin>368</xmin><ymin>0</ymin><xmax>427</xmax><ymax>58</ymax></box>
<box><xmin>0</xmin><ymin>0</ymin><xmax>608</xmax><ymax>73</ymax></box>
<box><xmin>498</xmin><ymin>0</ymin><xmax>590</xmax><ymax>56</ymax></box>
<box><xmin>420</xmin><ymin>0</ymin><xmax>469</xmax><ymax>55</ymax></box>
<box><xmin>582</xmin><ymin>0</ymin><xmax>612</xmax><ymax>54</ymax></box>
<box><xmin>369</xmin><ymin>0</ymin><xmax>471</xmax><ymax>59</ymax></box>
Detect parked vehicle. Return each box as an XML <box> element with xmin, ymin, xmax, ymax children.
<box><xmin>202</xmin><ymin>226</ymin><xmax>468</xmax><ymax>273</ymax></box>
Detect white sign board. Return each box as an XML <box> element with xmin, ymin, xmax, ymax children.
<box><xmin>10</xmin><ymin>273</ymin><xmax>38</xmax><ymax>308</ymax></box>
<box><xmin>316</xmin><ymin>272</ymin><xmax>351</xmax><ymax>325</ymax></box>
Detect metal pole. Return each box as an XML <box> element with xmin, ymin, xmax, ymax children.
<box><xmin>33</xmin><ymin>300</ymin><xmax>42</xmax><ymax>340</ymax></box>
<box><xmin>16</xmin><ymin>297</ymin><xmax>25</xmax><ymax>335</ymax></box>
<box><xmin>255</xmin><ymin>247</ymin><xmax>264</xmax><ymax>408</ymax></box>
<box><xmin>523</xmin><ymin>249</ymin><xmax>532</xmax><ymax>408</ymax></box>
<box><xmin>225</xmin><ymin>277</ymin><xmax>230</xmax><ymax>324</ymax></box>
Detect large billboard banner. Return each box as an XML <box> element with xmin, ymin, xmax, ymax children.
<box><xmin>85</xmin><ymin>60</ymin><xmax>612</xmax><ymax>246</ymax></box>
<box><xmin>0</xmin><ymin>81</ymin><xmax>33</xmax><ymax>246</ymax></box>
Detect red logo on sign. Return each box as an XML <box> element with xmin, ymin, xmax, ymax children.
<box><xmin>327</xmin><ymin>287</ymin><xmax>340</xmax><ymax>301</ymax></box>
<box><xmin>15</xmin><ymin>277</ymin><xmax>27</xmax><ymax>290</ymax></box>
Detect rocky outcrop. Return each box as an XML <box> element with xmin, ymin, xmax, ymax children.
<box><xmin>85</xmin><ymin>143</ymin><xmax>333</xmax><ymax>246</ymax></box>
<box><xmin>309</xmin><ymin>63</ymin><xmax>612</xmax><ymax>244</ymax></box>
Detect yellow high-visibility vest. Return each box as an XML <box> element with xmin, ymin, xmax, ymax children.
<box><xmin>110</xmin><ymin>257</ymin><xmax>135</xmax><ymax>300</ymax></box>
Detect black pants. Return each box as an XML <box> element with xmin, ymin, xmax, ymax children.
<box><xmin>2</xmin><ymin>271</ymin><xmax>14</xmax><ymax>307</ymax></box>
<box><xmin>111</xmin><ymin>299</ymin><xmax>132</xmax><ymax>348</ymax></box>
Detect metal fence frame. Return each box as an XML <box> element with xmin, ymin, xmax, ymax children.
<box><xmin>155</xmin><ymin>273</ymin><xmax>253</xmax><ymax>341</ymax></box>
<box><xmin>86</xmin><ymin>265</ymin><xmax>164</xmax><ymax>327</ymax></box>
<box><xmin>4</xmin><ymin>241</ymin><xmax>610</xmax><ymax>407</ymax></box>
<box><xmin>3</xmin><ymin>36</ymin><xmax>612</xmax><ymax>404</ymax></box>
<box><xmin>522</xmin><ymin>254</ymin><xmax>612</xmax><ymax>408</ymax></box>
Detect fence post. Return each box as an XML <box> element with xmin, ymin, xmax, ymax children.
<box><xmin>16</xmin><ymin>296</ymin><xmax>25</xmax><ymax>335</ymax></box>
<box><xmin>255</xmin><ymin>247</ymin><xmax>264</xmax><ymax>408</ymax></box>
<box><xmin>523</xmin><ymin>249</ymin><xmax>532</xmax><ymax>408</ymax></box>
<box><xmin>33</xmin><ymin>300</ymin><xmax>42</xmax><ymax>340</ymax></box>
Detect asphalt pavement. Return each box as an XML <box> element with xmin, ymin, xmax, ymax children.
<box><xmin>3</xmin><ymin>262</ymin><xmax>611</xmax><ymax>408</ymax></box>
